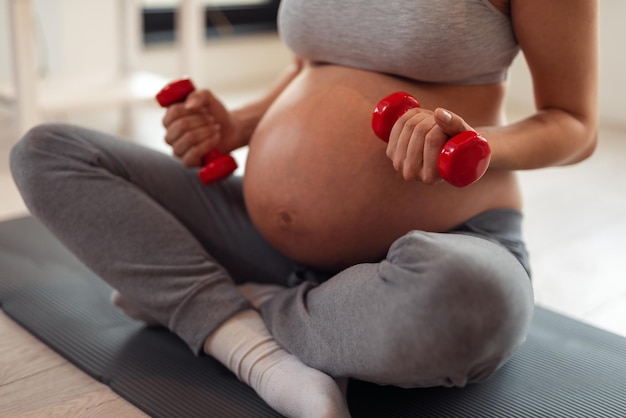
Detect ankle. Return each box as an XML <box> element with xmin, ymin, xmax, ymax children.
<box><xmin>203</xmin><ymin>309</ymin><xmax>351</xmax><ymax>418</ymax></box>
<box><xmin>237</xmin><ymin>282</ymin><xmax>287</xmax><ymax>308</ymax></box>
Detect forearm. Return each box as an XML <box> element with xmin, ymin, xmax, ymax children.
<box><xmin>480</xmin><ymin>107</ymin><xmax>598</xmax><ymax>171</ymax></box>
<box><xmin>231</xmin><ymin>57</ymin><xmax>304</xmax><ymax>147</ymax></box>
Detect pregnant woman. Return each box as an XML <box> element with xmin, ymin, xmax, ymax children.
<box><xmin>11</xmin><ymin>0</ymin><xmax>597</xmax><ymax>417</ymax></box>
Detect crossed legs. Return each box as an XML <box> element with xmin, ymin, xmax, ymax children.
<box><xmin>10</xmin><ymin>123</ymin><xmax>349</xmax><ymax>417</ymax></box>
<box><xmin>11</xmin><ymin>123</ymin><xmax>534</xmax><ymax>416</ymax></box>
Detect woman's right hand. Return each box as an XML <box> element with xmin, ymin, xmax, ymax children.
<box><xmin>162</xmin><ymin>89</ymin><xmax>240</xmax><ymax>167</ymax></box>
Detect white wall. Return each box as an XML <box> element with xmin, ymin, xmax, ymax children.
<box><xmin>0</xmin><ymin>0</ymin><xmax>117</xmax><ymax>81</ymax></box>
<box><xmin>0</xmin><ymin>0</ymin><xmax>291</xmax><ymax>104</ymax></box>
<box><xmin>1</xmin><ymin>0</ymin><xmax>625</xmax><ymax>127</ymax></box>
<box><xmin>139</xmin><ymin>34</ymin><xmax>292</xmax><ymax>92</ymax></box>
<box><xmin>0</xmin><ymin>1</ymin><xmax>10</xmax><ymax>83</ymax></box>
<box><xmin>596</xmin><ymin>1</ymin><xmax>626</xmax><ymax>126</ymax></box>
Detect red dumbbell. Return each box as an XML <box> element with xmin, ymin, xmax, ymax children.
<box><xmin>372</xmin><ymin>91</ymin><xmax>491</xmax><ymax>187</ymax></box>
<box><xmin>156</xmin><ymin>78</ymin><xmax>238</xmax><ymax>184</ymax></box>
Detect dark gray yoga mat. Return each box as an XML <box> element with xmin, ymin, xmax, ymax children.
<box><xmin>1</xmin><ymin>216</ymin><xmax>625</xmax><ymax>417</ymax></box>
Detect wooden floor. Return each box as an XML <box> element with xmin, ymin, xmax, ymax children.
<box><xmin>1</xmin><ymin>96</ymin><xmax>626</xmax><ymax>417</ymax></box>
<box><xmin>0</xmin><ymin>311</ymin><xmax>147</xmax><ymax>417</ymax></box>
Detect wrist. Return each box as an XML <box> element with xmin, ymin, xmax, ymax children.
<box><xmin>231</xmin><ymin>101</ymin><xmax>268</xmax><ymax>148</ymax></box>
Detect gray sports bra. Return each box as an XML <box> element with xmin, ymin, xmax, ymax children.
<box><xmin>278</xmin><ymin>0</ymin><xmax>520</xmax><ymax>85</ymax></box>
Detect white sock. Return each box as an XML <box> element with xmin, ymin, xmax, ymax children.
<box><xmin>237</xmin><ymin>282</ymin><xmax>287</xmax><ymax>308</ymax></box>
<box><xmin>204</xmin><ymin>309</ymin><xmax>351</xmax><ymax>418</ymax></box>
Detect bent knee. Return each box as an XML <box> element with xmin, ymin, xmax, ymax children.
<box><xmin>10</xmin><ymin>123</ymin><xmax>86</xmax><ymax>210</ymax></box>
<box><xmin>12</xmin><ymin>123</ymin><xmax>68</xmax><ymax>151</ymax></box>
<box><xmin>11</xmin><ymin>123</ymin><xmax>71</xmax><ymax>175</ymax></box>
<box><xmin>375</xmin><ymin>231</ymin><xmax>534</xmax><ymax>388</ymax></box>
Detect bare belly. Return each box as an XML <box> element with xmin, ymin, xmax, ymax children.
<box><xmin>243</xmin><ymin>64</ymin><xmax>521</xmax><ymax>269</ymax></box>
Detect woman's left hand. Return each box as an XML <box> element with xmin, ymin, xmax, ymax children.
<box><xmin>386</xmin><ymin>107</ymin><xmax>474</xmax><ymax>184</ymax></box>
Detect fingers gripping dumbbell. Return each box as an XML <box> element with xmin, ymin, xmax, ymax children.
<box><xmin>372</xmin><ymin>91</ymin><xmax>491</xmax><ymax>187</ymax></box>
<box><xmin>156</xmin><ymin>78</ymin><xmax>238</xmax><ymax>184</ymax></box>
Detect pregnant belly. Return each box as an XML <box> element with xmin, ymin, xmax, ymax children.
<box><xmin>243</xmin><ymin>65</ymin><xmax>519</xmax><ymax>269</ymax></box>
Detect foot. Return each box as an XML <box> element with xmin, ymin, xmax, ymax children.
<box><xmin>110</xmin><ymin>289</ymin><xmax>163</xmax><ymax>327</ymax></box>
<box><xmin>205</xmin><ymin>309</ymin><xmax>351</xmax><ymax>418</ymax></box>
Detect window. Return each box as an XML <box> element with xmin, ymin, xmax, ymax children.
<box><xmin>142</xmin><ymin>0</ymin><xmax>281</xmax><ymax>44</ymax></box>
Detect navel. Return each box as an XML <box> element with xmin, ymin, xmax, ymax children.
<box><xmin>277</xmin><ymin>210</ymin><xmax>294</xmax><ymax>228</ymax></box>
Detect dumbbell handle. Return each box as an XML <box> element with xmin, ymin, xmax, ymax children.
<box><xmin>372</xmin><ymin>91</ymin><xmax>491</xmax><ymax>187</ymax></box>
<box><xmin>156</xmin><ymin>78</ymin><xmax>237</xmax><ymax>184</ymax></box>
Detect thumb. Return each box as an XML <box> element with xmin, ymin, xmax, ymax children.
<box><xmin>434</xmin><ymin>108</ymin><xmax>473</xmax><ymax>137</ymax></box>
<box><xmin>184</xmin><ymin>90</ymin><xmax>206</xmax><ymax>110</ymax></box>
<box><xmin>184</xmin><ymin>89</ymin><xmax>220</xmax><ymax>111</ymax></box>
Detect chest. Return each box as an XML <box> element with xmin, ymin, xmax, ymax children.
<box><xmin>278</xmin><ymin>0</ymin><xmax>519</xmax><ymax>84</ymax></box>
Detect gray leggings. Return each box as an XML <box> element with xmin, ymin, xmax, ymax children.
<box><xmin>10</xmin><ymin>123</ymin><xmax>534</xmax><ymax>388</ymax></box>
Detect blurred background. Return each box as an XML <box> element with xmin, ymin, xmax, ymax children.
<box><xmin>0</xmin><ymin>0</ymin><xmax>624</xmax><ymax>337</ymax></box>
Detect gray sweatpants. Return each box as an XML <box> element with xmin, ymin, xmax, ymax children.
<box><xmin>10</xmin><ymin>123</ymin><xmax>534</xmax><ymax>388</ymax></box>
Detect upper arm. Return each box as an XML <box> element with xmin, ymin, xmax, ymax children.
<box><xmin>511</xmin><ymin>0</ymin><xmax>598</xmax><ymax>128</ymax></box>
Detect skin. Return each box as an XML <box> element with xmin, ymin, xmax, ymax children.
<box><xmin>162</xmin><ymin>0</ymin><xmax>598</xmax><ymax>271</ymax></box>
